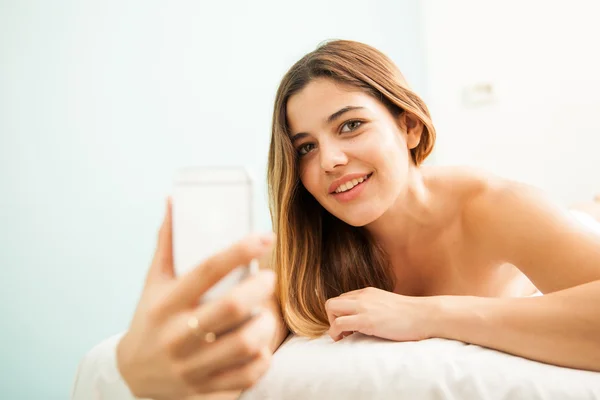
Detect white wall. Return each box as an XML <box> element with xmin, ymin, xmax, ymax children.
<box><xmin>422</xmin><ymin>0</ymin><xmax>600</xmax><ymax>205</ymax></box>
<box><xmin>0</xmin><ymin>1</ymin><xmax>427</xmax><ymax>398</ymax></box>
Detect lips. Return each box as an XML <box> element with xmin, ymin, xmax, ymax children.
<box><xmin>329</xmin><ymin>172</ymin><xmax>373</xmax><ymax>194</ymax></box>
<box><xmin>330</xmin><ymin>172</ymin><xmax>372</xmax><ymax>202</ymax></box>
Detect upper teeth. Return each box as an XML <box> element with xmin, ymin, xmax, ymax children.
<box><xmin>335</xmin><ymin>175</ymin><xmax>369</xmax><ymax>193</ymax></box>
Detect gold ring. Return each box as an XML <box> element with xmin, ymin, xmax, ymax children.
<box><xmin>187</xmin><ymin>316</ymin><xmax>217</xmax><ymax>343</ymax></box>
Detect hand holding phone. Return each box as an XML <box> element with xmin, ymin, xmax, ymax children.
<box><xmin>116</xmin><ymin>200</ymin><xmax>277</xmax><ymax>399</ymax></box>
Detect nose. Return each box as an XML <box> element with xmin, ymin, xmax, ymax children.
<box><xmin>319</xmin><ymin>142</ymin><xmax>348</xmax><ymax>172</ymax></box>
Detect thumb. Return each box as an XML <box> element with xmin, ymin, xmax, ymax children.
<box><xmin>147</xmin><ymin>198</ymin><xmax>175</xmax><ymax>283</ymax></box>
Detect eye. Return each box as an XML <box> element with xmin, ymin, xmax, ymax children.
<box><xmin>297</xmin><ymin>143</ymin><xmax>316</xmax><ymax>156</ymax></box>
<box><xmin>340</xmin><ymin>120</ymin><xmax>363</xmax><ymax>133</ymax></box>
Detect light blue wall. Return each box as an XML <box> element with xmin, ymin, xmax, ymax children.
<box><xmin>0</xmin><ymin>1</ymin><xmax>427</xmax><ymax>398</ymax></box>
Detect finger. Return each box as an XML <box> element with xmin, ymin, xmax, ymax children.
<box><xmin>205</xmin><ymin>347</ymin><xmax>272</xmax><ymax>392</ymax></box>
<box><xmin>325</xmin><ymin>298</ymin><xmax>358</xmax><ymax>316</ymax></box>
<box><xmin>172</xmin><ymin>270</ymin><xmax>276</xmax><ymax>353</ymax></box>
<box><xmin>325</xmin><ymin>297</ymin><xmax>357</xmax><ymax>334</ymax></box>
<box><xmin>326</xmin><ymin>306</ymin><xmax>336</xmax><ymax>332</ymax></box>
<box><xmin>339</xmin><ymin>288</ymin><xmax>365</xmax><ymax>297</ymax></box>
<box><xmin>147</xmin><ymin>198</ymin><xmax>175</xmax><ymax>283</ymax></box>
<box><xmin>325</xmin><ymin>297</ymin><xmax>357</xmax><ymax>341</ymax></box>
<box><xmin>183</xmin><ymin>310</ymin><xmax>276</xmax><ymax>380</ymax></box>
<box><xmin>329</xmin><ymin>315</ymin><xmax>361</xmax><ymax>341</ymax></box>
<box><xmin>171</xmin><ymin>233</ymin><xmax>275</xmax><ymax>307</ymax></box>
<box><xmin>332</xmin><ymin>331</ymin><xmax>355</xmax><ymax>342</ymax></box>
<box><xmin>198</xmin><ymin>269</ymin><xmax>275</xmax><ymax>335</ymax></box>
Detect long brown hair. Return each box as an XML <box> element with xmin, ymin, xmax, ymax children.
<box><xmin>267</xmin><ymin>40</ymin><xmax>436</xmax><ymax>337</ymax></box>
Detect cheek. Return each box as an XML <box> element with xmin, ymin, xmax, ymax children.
<box><xmin>299</xmin><ymin>161</ymin><xmax>320</xmax><ymax>196</ymax></box>
<box><xmin>379</xmin><ymin>129</ymin><xmax>409</xmax><ymax>163</ymax></box>
<box><xmin>360</xmin><ymin>130</ymin><xmax>404</xmax><ymax>168</ymax></box>
<box><xmin>360</xmin><ymin>130</ymin><xmax>409</xmax><ymax>190</ymax></box>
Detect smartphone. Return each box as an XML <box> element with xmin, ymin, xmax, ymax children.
<box><xmin>171</xmin><ymin>166</ymin><xmax>257</xmax><ymax>303</ymax></box>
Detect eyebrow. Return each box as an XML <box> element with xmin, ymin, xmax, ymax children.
<box><xmin>291</xmin><ymin>105</ymin><xmax>365</xmax><ymax>143</ymax></box>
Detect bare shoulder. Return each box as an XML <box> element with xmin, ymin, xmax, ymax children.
<box><xmin>424</xmin><ymin>165</ymin><xmax>563</xmax><ymax>234</ymax></box>
<box><xmin>424</xmin><ymin>166</ymin><xmax>600</xmax><ymax>292</ymax></box>
<box><xmin>460</xmin><ymin>170</ymin><xmax>557</xmax><ymax>221</ymax></box>
<box><xmin>423</xmin><ymin>165</ymin><xmax>513</xmax><ymax>205</ymax></box>
<box><xmin>450</xmin><ymin>167</ymin><xmax>554</xmax><ymax>232</ymax></box>
<box><xmin>442</xmin><ymin>168</ymin><xmax>600</xmax><ymax>292</ymax></box>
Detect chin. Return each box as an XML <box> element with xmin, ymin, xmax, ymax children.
<box><xmin>333</xmin><ymin>207</ymin><xmax>384</xmax><ymax>227</ymax></box>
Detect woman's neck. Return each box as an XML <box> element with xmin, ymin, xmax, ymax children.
<box><xmin>365</xmin><ymin>166</ymin><xmax>436</xmax><ymax>257</ymax></box>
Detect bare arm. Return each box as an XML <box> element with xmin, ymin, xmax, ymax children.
<box><xmin>437</xmin><ymin>281</ymin><xmax>600</xmax><ymax>371</ymax></box>
<box><xmin>437</xmin><ymin>181</ymin><xmax>600</xmax><ymax>371</ymax></box>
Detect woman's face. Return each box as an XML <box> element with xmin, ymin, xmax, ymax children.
<box><xmin>286</xmin><ymin>78</ymin><xmax>420</xmax><ymax>226</ymax></box>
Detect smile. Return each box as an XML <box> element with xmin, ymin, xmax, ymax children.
<box><xmin>331</xmin><ymin>173</ymin><xmax>373</xmax><ymax>202</ymax></box>
<box><xmin>334</xmin><ymin>174</ymin><xmax>370</xmax><ymax>193</ymax></box>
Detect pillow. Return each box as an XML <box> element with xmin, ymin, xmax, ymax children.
<box><xmin>240</xmin><ymin>333</ymin><xmax>600</xmax><ymax>400</ymax></box>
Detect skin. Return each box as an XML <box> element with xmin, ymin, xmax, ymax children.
<box><xmin>287</xmin><ymin>78</ymin><xmax>600</xmax><ymax>372</ymax></box>
<box><xmin>116</xmin><ymin>201</ymin><xmax>288</xmax><ymax>400</ymax></box>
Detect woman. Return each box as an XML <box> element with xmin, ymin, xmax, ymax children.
<box><xmin>268</xmin><ymin>40</ymin><xmax>600</xmax><ymax>366</ymax></box>
<box><xmin>116</xmin><ymin>40</ymin><xmax>600</xmax><ymax>399</ymax></box>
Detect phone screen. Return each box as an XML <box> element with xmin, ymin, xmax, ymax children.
<box><xmin>172</xmin><ymin>166</ymin><xmax>254</xmax><ymax>303</ymax></box>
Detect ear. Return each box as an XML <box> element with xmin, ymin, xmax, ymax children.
<box><xmin>398</xmin><ymin>111</ymin><xmax>423</xmax><ymax>150</ymax></box>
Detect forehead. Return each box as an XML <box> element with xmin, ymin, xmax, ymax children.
<box><xmin>286</xmin><ymin>78</ymin><xmax>380</xmax><ymax>134</ymax></box>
